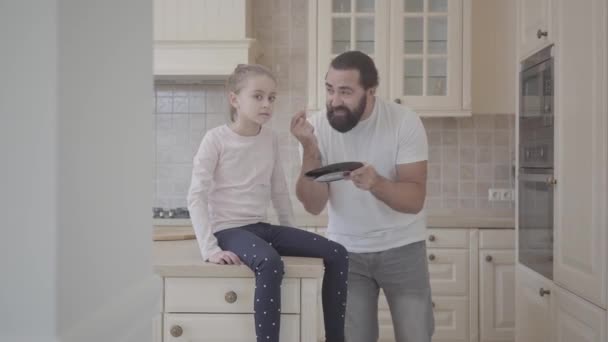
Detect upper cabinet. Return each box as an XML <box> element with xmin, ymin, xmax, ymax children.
<box><xmin>516</xmin><ymin>0</ymin><xmax>552</xmax><ymax>59</ymax></box>
<box><xmin>471</xmin><ymin>0</ymin><xmax>516</xmax><ymax>115</ymax></box>
<box><xmin>308</xmin><ymin>0</ymin><xmax>472</xmax><ymax>117</ymax></box>
<box><xmin>154</xmin><ymin>0</ymin><xmax>256</xmax><ymax>78</ymax></box>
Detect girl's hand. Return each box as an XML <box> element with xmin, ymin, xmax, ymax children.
<box><xmin>290</xmin><ymin>110</ymin><xmax>317</xmax><ymax>148</ymax></box>
<box><xmin>208</xmin><ymin>251</ymin><xmax>242</xmax><ymax>265</ymax></box>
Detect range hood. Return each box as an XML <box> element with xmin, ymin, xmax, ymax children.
<box><xmin>154</xmin><ymin>0</ymin><xmax>256</xmax><ymax>79</ymax></box>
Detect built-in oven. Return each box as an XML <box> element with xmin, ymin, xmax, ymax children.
<box><xmin>518</xmin><ymin>45</ymin><xmax>555</xmax><ymax>280</ymax></box>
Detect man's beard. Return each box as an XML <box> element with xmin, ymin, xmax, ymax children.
<box><xmin>326</xmin><ymin>95</ymin><xmax>367</xmax><ymax>133</ymax></box>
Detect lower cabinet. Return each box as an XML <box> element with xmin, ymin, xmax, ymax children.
<box><xmin>516</xmin><ymin>264</ymin><xmax>607</xmax><ymax>342</ymax></box>
<box><xmin>314</xmin><ymin>227</ymin><xmax>516</xmax><ymax>342</ymax></box>
<box><xmin>479</xmin><ymin>230</ymin><xmax>516</xmax><ymax>342</ymax></box>
<box><xmin>157</xmin><ymin>274</ymin><xmax>320</xmax><ymax>342</ymax></box>
<box><xmin>553</xmin><ymin>286</ymin><xmax>606</xmax><ymax>342</ymax></box>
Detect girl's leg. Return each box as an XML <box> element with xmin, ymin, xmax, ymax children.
<box><xmin>215</xmin><ymin>225</ymin><xmax>284</xmax><ymax>342</ymax></box>
<box><xmin>262</xmin><ymin>223</ymin><xmax>349</xmax><ymax>342</ymax></box>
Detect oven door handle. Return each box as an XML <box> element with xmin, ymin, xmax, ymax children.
<box><xmin>518</xmin><ymin>172</ymin><xmax>556</xmax><ymax>184</ymax></box>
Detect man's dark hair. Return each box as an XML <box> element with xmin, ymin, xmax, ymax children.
<box><xmin>330</xmin><ymin>50</ymin><xmax>379</xmax><ymax>90</ymax></box>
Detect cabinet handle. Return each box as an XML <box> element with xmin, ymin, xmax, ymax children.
<box><xmin>428</xmin><ymin>254</ymin><xmax>436</xmax><ymax>261</ymax></box>
<box><xmin>394</xmin><ymin>98</ymin><xmax>402</xmax><ymax>104</ymax></box>
<box><xmin>225</xmin><ymin>290</ymin><xmax>238</xmax><ymax>303</ymax></box>
<box><xmin>485</xmin><ymin>255</ymin><xmax>493</xmax><ymax>262</ymax></box>
<box><xmin>432</xmin><ymin>301</ymin><xmax>435</xmax><ymax>308</ymax></box>
<box><xmin>170</xmin><ymin>325</ymin><xmax>183</xmax><ymax>337</ymax></box>
<box><xmin>539</xmin><ymin>288</ymin><xmax>551</xmax><ymax>297</ymax></box>
<box><xmin>537</xmin><ymin>29</ymin><xmax>548</xmax><ymax>39</ymax></box>
<box><xmin>546</xmin><ymin>176</ymin><xmax>557</xmax><ymax>186</ymax></box>
<box><xmin>428</xmin><ymin>234</ymin><xmax>436</xmax><ymax>242</ymax></box>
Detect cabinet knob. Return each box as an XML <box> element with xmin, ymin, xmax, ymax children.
<box><xmin>537</xmin><ymin>29</ymin><xmax>548</xmax><ymax>39</ymax></box>
<box><xmin>394</xmin><ymin>98</ymin><xmax>402</xmax><ymax>104</ymax></box>
<box><xmin>170</xmin><ymin>325</ymin><xmax>183</xmax><ymax>337</ymax></box>
<box><xmin>546</xmin><ymin>176</ymin><xmax>557</xmax><ymax>186</ymax></box>
<box><xmin>428</xmin><ymin>254</ymin><xmax>436</xmax><ymax>261</ymax></box>
<box><xmin>485</xmin><ymin>255</ymin><xmax>493</xmax><ymax>262</ymax></box>
<box><xmin>539</xmin><ymin>288</ymin><xmax>551</xmax><ymax>297</ymax></box>
<box><xmin>428</xmin><ymin>234</ymin><xmax>436</xmax><ymax>242</ymax></box>
<box><xmin>225</xmin><ymin>290</ymin><xmax>238</xmax><ymax>303</ymax></box>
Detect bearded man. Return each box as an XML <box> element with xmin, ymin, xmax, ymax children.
<box><xmin>291</xmin><ymin>50</ymin><xmax>434</xmax><ymax>342</ymax></box>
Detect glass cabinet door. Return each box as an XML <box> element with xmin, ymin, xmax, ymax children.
<box><xmin>316</xmin><ymin>0</ymin><xmax>390</xmax><ymax>105</ymax></box>
<box><xmin>390</xmin><ymin>0</ymin><xmax>464</xmax><ymax>111</ymax></box>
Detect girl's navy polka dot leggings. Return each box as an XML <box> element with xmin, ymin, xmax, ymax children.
<box><xmin>215</xmin><ymin>222</ymin><xmax>348</xmax><ymax>342</ymax></box>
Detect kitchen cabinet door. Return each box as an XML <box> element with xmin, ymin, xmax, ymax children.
<box><xmin>388</xmin><ymin>0</ymin><xmax>470</xmax><ymax>115</ymax></box>
<box><xmin>309</xmin><ymin>0</ymin><xmax>390</xmax><ymax>110</ymax></box>
<box><xmin>553</xmin><ymin>285</ymin><xmax>606</xmax><ymax>342</ymax></box>
<box><xmin>516</xmin><ymin>0</ymin><xmax>552</xmax><ymax>58</ymax></box>
<box><xmin>471</xmin><ymin>0</ymin><xmax>516</xmax><ymax>115</ymax></box>
<box><xmin>480</xmin><ymin>250</ymin><xmax>515</xmax><ymax>342</ymax></box>
<box><xmin>309</xmin><ymin>0</ymin><xmax>471</xmax><ymax>117</ymax></box>
<box><xmin>552</xmin><ymin>0</ymin><xmax>608</xmax><ymax>309</ymax></box>
<box><xmin>515</xmin><ymin>265</ymin><xmax>553</xmax><ymax>342</ymax></box>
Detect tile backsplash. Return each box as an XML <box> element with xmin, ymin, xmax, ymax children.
<box><xmin>153</xmin><ymin>82</ymin><xmax>515</xmax><ymax>219</ymax></box>
<box><xmin>153</xmin><ymin>0</ymin><xmax>515</xmax><ymax>220</ymax></box>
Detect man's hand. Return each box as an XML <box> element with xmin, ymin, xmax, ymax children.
<box><xmin>345</xmin><ymin>163</ymin><xmax>382</xmax><ymax>191</ymax></box>
<box><xmin>208</xmin><ymin>251</ymin><xmax>242</xmax><ymax>265</ymax></box>
<box><xmin>290</xmin><ymin>110</ymin><xmax>318</xmax><ymax>148</ymax></box>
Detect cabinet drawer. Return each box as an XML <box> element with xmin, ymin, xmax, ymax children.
<box><xmin>427</xmin><ymin>229</ymin><xmax>469</xmax><ymax>248</ymax></box>
<box><xmin>479</xmin><ymin>229</ymin><xmax>515</xmax><ymax>249</ymax></box>
<box><xmin>164</xmin><ymin>313</ymin><xmax>300</xmax><ymax>341</ymax></box>
<box><xmin>165</xmin><ymin>277</ymin><xmax>300</xmax><ymax>314</ymax></box>
<box><xmin>428</xmin><ymin>249</ymin><xmax>469</xmax><ymax>296</ymax></box>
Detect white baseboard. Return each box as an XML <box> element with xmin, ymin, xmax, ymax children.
<box><xmin>59</xmin><ymin>275</ymin><xmax>162</xmax><ymax>342</ymax></box>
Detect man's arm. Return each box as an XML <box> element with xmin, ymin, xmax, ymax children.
<box><xmin>291</xmin><ymin>111</ymin><xmax>329</xmax><ymax>215</ymax></box>
<box><xmin>295</xmin><ymin>142</ymin><xmax>329</xmax><ymax>215</ymax></box>
<box><xmin>347</xmin><ymin>160</ymin><xmax>427</xmax><ymax>214</ymax></box>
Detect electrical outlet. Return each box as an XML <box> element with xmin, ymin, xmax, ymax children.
<box><xmin>488</xmin><ymin>188</ymin><xmax>514</xmax><ymax>201</ymax></box>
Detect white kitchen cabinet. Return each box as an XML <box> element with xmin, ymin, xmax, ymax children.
<box><xmin>479</xmin><ymin>230</ymin><xmax>515</xmax><ymax>342</ymax></box>
<box><xmin>552</xmin><ymin>0</ymin><xmax>608</xmax><ymax>310</ymax></box>
<box><xmin>553</xmin><ymin>285</ymin><xmax>607</xmax><ymax>342</ymax></box>
<box><xmin>153</xmin><ymin>0</ymin><xmax>256</xmax><ymax>77</ymax></box>
<box><xmin>516</xmin><ymin>0</ymin><xmax>552</xmax><ymax>58</ymax></box>
<box><xmin>312</xmin><ymin>227</ymin><xmax>516</xmax><ymax>342</ymax></box>
<box><xmin>515</xmin><ymin>264</ymin><xmax>553</xmax><ymax>342</ymax></box>
<box><xmin>154</xmin><ymin>241</ymin><xmax>324</xmax><ymax>342</ymax></box>
<box><xmin>308</xmin><ymin>0</ymin><xmax>472</xmax><ymax>117</ymax></box>
<box><xmin>471</xmin><ymin>0</ymin><xmax>516</xmax><ymax>115</ymax></box>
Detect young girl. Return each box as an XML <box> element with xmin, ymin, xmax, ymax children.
<box><xmin>187</xmin><ymin>64</ymin><xmax>348</xmax><ymax>342</ymax></box>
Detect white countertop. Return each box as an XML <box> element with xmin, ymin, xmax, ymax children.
<box><xmin>154</xmin><ymin>240</ymin><xmax>324</xmax><ymax>279</ymax></box>
<box><xmin>154</xmin><ymin>215</ymin><xmax>514</xmax><ymax>229</ymax></box>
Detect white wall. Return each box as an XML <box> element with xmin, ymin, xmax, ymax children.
<box><xmin>0</xmin><ymin>0</ymin><xmax>59</xmax><ymax>341</ymax></box>
<box><xmin>0</xmin><ymin>1</ymin><xmax>158</xmax><ymax>341</ymax></box>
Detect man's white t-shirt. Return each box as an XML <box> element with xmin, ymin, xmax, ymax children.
<box><xmin>308</xmin><ymin>97</ymin><xmax>428</xmax><ymax>253</ymax></box>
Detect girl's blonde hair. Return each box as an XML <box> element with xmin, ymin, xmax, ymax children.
<box><xmin>226</xmin><ymin>64</ymin><xmax>277</xmax><ymax>122</ymax></box>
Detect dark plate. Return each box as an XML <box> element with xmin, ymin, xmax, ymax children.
<box><xmin>304</xmin><ymin>161</ymin><xmax>364</xmax><ymax>182</ymax></box>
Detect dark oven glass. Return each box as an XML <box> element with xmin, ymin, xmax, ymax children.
<box><xmin>518</xmin><ymin>169</ymin><xmax>554</xmax><ymax>279</ymax></box>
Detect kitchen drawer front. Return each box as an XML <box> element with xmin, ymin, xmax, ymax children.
<box><xmin>165</xmin><ymin>277</ymin><xmax>300</xmax><ymax>314</ymax></box>
<box><xmin>428</xmin><ymin>249</ymin><xmax>469</xmax><ymax>296</ymax></box>
<box><xmin>479</xmin><ymin>229</ymin><xmax>515</xmax><ymax>249</ymax></box>
<box><xmin>377</xmin><ymin>295</ymin><xmax>469</xmax><ymax>342</ymax></box>
<box><xmin>426</xmin><ymin>229</ymin><xmax>469</xmax><ymax>249</ymax></box>
<box><xmin>432</xmin><ymin>296</ymin><xmax>470</xmax><ymax>342</ymax></box>
<box><xmin>164</xmin><ymin>313</ymin><xmax>300</xmax><ymax>341</ymax></box>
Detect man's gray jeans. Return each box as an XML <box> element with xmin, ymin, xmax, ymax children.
<box><xmin>345</xmin><ymin>241</ymin><xmax>434</xmax><ymax>342</ymax></box>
